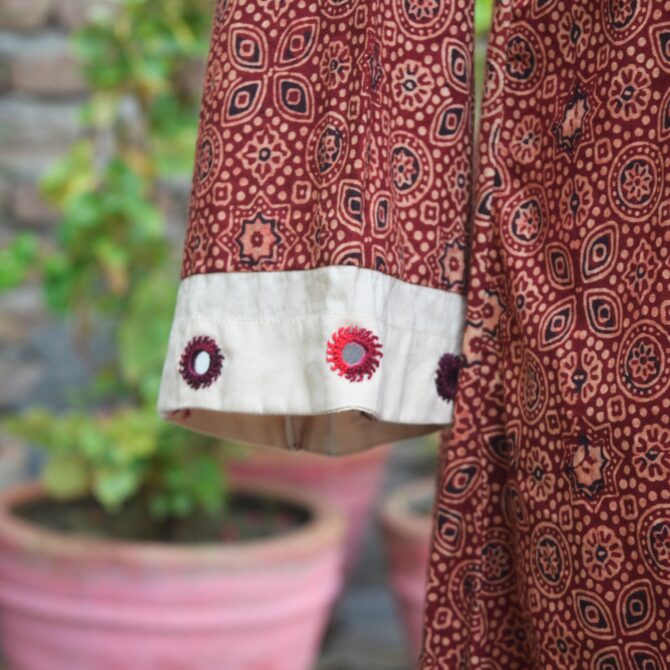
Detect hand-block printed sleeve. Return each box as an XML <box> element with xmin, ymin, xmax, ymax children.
<box><xmin>157</xmin><ymin>0</ymin><xmax>474</xmax><ymax>455</ymax></box>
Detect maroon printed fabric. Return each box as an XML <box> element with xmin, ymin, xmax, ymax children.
<box><xmin>419</xmin><ymin>1</ymin><xmax>670</xmax><ymax>668</ymax></box>
<box><xmin>182</xmin><ymin>0</ymin><xmax>473</xmax><ymax>294</ymax></box>
<box><xmin>170</xmin><ymin>0</ymin><xmax>670</xmax><ymax>666</ymax></box>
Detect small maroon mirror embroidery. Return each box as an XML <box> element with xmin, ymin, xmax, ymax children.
<box><xmin>179</xmin><ymin>336</ymin><xmax>224</xmax><ymax>389</ymax></box>
<box><xmin>436</xmin><ymin>353</ymin><xmax>463</xmax><ymax>401</ymax></box>
<box><xmin>326</xmin><ymin>326</ymin><xmax>383</xmax><ymax>382</ymax></box>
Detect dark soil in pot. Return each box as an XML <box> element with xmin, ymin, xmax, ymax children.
<box><xmin>13</xmin><ymin>491</ymin><xmax>311</xmax><ymax>544</ymax></box>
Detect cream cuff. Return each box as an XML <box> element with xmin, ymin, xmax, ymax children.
<box><xmin>157</xmin><ymin>266</ymin><xmax>465</xmax><ymax>456</ymax></box>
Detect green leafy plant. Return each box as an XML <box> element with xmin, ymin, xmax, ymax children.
<box><xmin>1</xmin><ymin>0</ymin><xmax>244</xmax><ymax>534</ymax></box>
<box><xmin>0</xmin><ymin>235</ymin><xmax>39</xmax><ymax>293</ymax></box>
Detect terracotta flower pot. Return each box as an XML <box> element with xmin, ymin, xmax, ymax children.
<box><xmin>0</xmin><ymin>478</ymin><xmax>345</xmax><ymax>670</ymax></box>
<box><xmin>377</xmin><ymin>477</ymin><xmax>435</xmax><ymax>659</ymax></box>
<box><xmin>228</xmin><ymin>443</ymin><xmax>392</xmax><ymax>582</ymax></box>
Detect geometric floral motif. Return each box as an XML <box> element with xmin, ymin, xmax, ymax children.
<box><xmin>441</xmin><ymin>38</ymin><xmax>471</xmax><ymax>93</ymax></box>
<box><xmin>625</xmin><ymin>239</ymin><xmax>662</xmax><ymax>303</ymax></box>
<box><xmin>638</xmin><ymin>505</ymin><xmax>670</xmax><ymax>585</ymax></box>
<box><xmin>545</xmin><ymin>616</ymin><xmax>580</xmax><ymax>666</ymax></box>
<box><xmin>232</xmin><ymin>195</ymin><xmax>291</xmax><ymax>268</ymax></box>
<box><xmin>538</xmin><ymin>296</ymin><xmax>576</xmax><ymax>349</ymax></box>
<box><xmin>431</xmin><ymin>94</ymin><xmax>468</xmax><ymax>147</ymax></box>
<box><xmin>504</xmin><ymin>23</ymin><xmax>545</xmax><ymax>93</ymax></box>
<box><xmin>441</xmin><ymin>458</ymin><xmax>480</xmax><ymax>502</ymax></box>
<box><xmin>610</xmin><ymin>142</ymin><xmax>664</xmax><ymax>220</ymax></box>
<box><xmin>602</xmin><ymin>0</ymin><xmax>651</xmax><ymax>42</ymax></box>
<box><xmin>546</xmin><ymin>242</ymin><xmax>574</xmax><ymax>288</ymax></box>
<box><xmin>651</xmin><ymin>22</ymin><xmax>670</xmax><ymax>72</ymax></box>
<box><xmin>530</xmin><ymin>522</ymin><xmax>572</xmax><ymax>597</ymax></box>
<box><xmin>306</xmin><ymin>113</ymin><xmax>349</xmax><ymax>187</ymax></box>
<box><xmin>625</xmin><ymin>644</ymin><xmax>666</xmax><ymax>670</ymax></box>
<box><xmin>552</xmin><ymin>80</ymin><xmax>595</xmax><ymax>156</ymax></box>
<box><xmin>193</xmin><ymin>126</ymin><xmax>223</xmax><ymax>196</ymax></box>
<box><xmin>388</xmin><ymin>131</ymin><xmax>433</xmax><ymax>206</ymax></box>
<box><xmin>562</xmin><ymin>422</ymin><xmax>622</xmax><ymax>512</ymax></box>
<box><xmin>632</xmin><ymin>424</ymin><xmax>670</xmax><ymax>482</ymax></box>
<box><xmin>584</xmin><ymin>288</ymin><xmax>622</xmax><ymax>337</ymax></box>
<box><xmin>557</xmin><ymin>347</ymin><xmax>602</xmax><ymax>403</ymax></box>
<box><xmin>591</xmin><ymin>647</ymin><xmax>625</xmax><ymax>670</ymax></box>
<box><xmin>519</xmin><ymin>350</ymin><xmax>548</xmax><ymax>424</ymax></box>
<box><xmin>500</xmin><ymin>185</ymin><xmax>548</xmax><ymax>255</ymax></box>
<box><xmin>617</xmin><ymin>580</ymin><xmax>655</xmax><ymax>634</ymax></box>
<box><xmin>184</xmin><ymin>0</ymin><xmax>475</xmax><ymax>291</ymax></box>
<box><xmin>573</xmin><ymin>589</ymin><xmax>616</xmax><ymax>639</ymax></box>
<box><xmin>434</xmin><ymin>507</ymin><xmax>465</xmax><ymax>555</ymax></box>
<box><xmin>580</xmin><ymin>222</ymin><xmax>618</xmax><ymax>282</ymax></box>
<box><xmin>480</xmin><ymin>527</ymin><xmax>515</xmax><ymax>593</ymax></box>
<box><xmin>392</xmin><ymin>0</ymin><xmax>456</xmax><ymax>40</ymax></box>
<box><xmin>616</xmin><ymin>320</ymin><xmax>670</xmax><ymax>402</ymax></box>
<box><xmin>581</xmin><ymin>526</ymin><xmax>625</xmax><ymax>581</ymax></box>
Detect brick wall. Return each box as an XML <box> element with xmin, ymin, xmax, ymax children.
<box><xmin>0</xmin><ymin>0</ymin><xmax>193</xmax><ymax>411</ymax></box>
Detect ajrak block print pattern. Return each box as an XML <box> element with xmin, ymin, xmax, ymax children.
<box><xmin>182</xmin><ymin>0</ymin><xmax>474</xmax><ymax>293</ymax></box>
<box><xmin>418</xmin><ymin>0</ymin><xmax>670</xmax><ymax>668</ymax></box>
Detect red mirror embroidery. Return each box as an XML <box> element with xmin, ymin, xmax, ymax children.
<box><xmin>326</xmin><ymin>326</ymin><xmax>383</xmax><ymax>382</ymax></box>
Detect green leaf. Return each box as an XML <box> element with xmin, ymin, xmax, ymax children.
<box><xmin>43</xmin><ymin>454</ymin><xmax>90</xmax><ymax>499</ymax></box>
<box><xmin>80</xmin><ymin>92</ymin><xmax>122</xmax><ymax>128</ymax></box>
<box><xmin>40</xmin><ymin>141</ymin><xmax>97</xmax><ymax>208</ymax></box>
<box><xmin>118</xmin><ymin>269</ymin><xmax>177</xmax><ymax>402</ymax></box>
<box><xmin>93</xmin><ymin>465</ymin><xmax>142</xmax><ymax>509</ymax></box>
<box><xmin>0</xmin><ymin>234</ymin><xmax>39</xmax><ymax>293</ymax></box>
<box><xmin>475</xmin><ymin>0</ymin><xmax>494</xmax><ymax>37</ymax></box>
<box><xmin>42</xmin><ymin>253</ymin><xmax>76</xmax><ymax>313</ymax></box>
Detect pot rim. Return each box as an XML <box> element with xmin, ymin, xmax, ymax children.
<box><xmin>0</xmin><ymin>478</ymin><xmax>345</xmax><ymax>569</ymax></box>
<box><xmin>376</xmin><ymin>476</ymin><xmax>435</xmax><ymax>540</ymax></box>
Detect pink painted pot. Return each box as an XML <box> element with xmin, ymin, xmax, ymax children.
<box><xmin>0</xmin><ymin>479</ymin><xmax>345</xmax><ymax>670</ymax></box>
<box><xmin>377</xmin><ymin>477</ymin><xmax>435</xmax><ymax>659</ymax></box>
<box><xmin>228</xmin><ymin>443</ymin><xmax>392</xmax><ymax>583</ymax></box>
